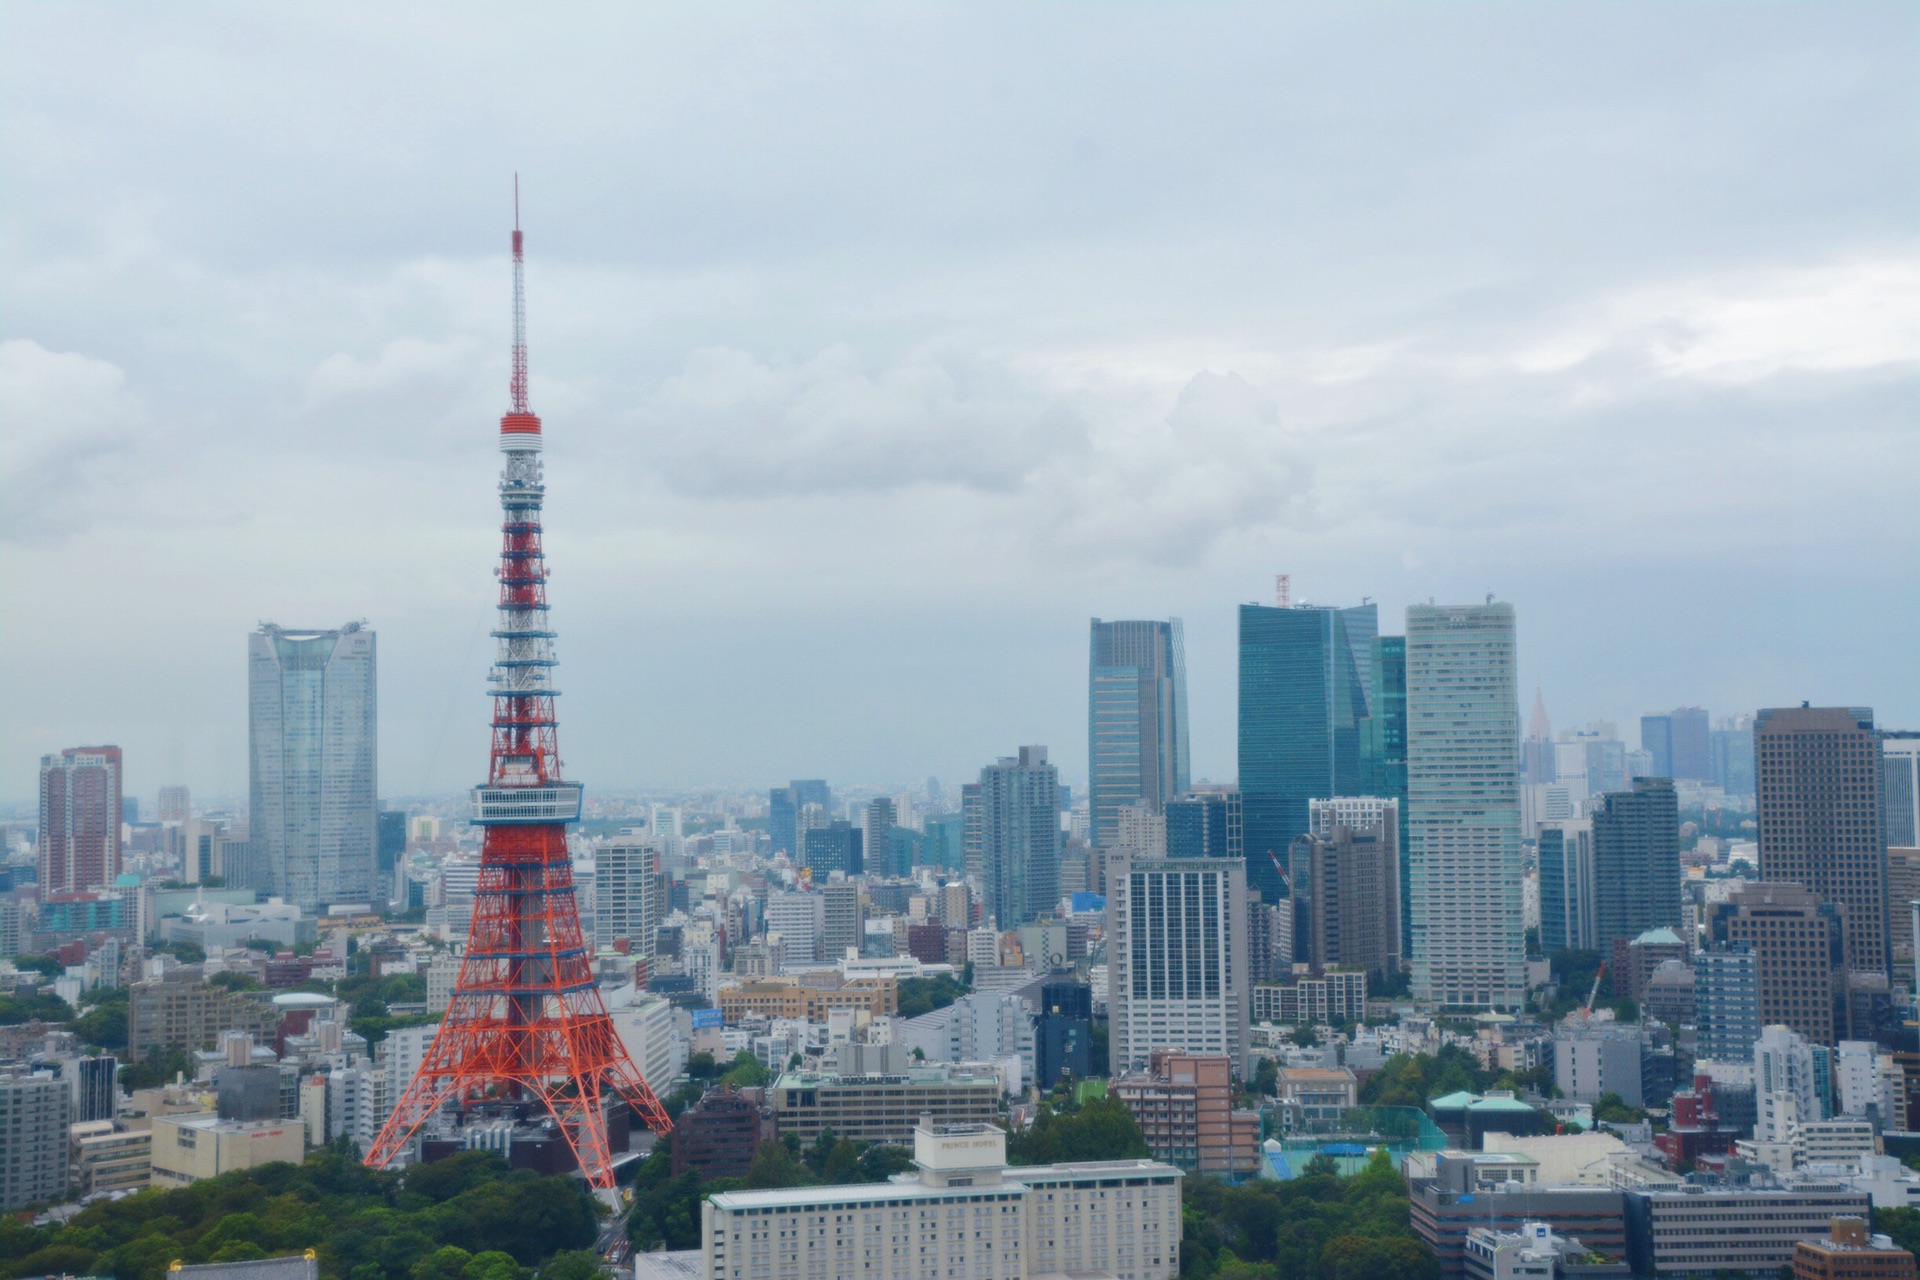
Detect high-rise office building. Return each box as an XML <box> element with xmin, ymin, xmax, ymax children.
<box><xmin>1088</xmin><ymin>619</ymin><xmax>1190</xmax><ymax>849</ymax></box>
<box><xmin>1640</xmin><ymin>709</ymin><xmax>1710</xmax><ymax>782</ymax></box>
<box><xmin>1706</xmin><ymin>883</ymin><xmax>1841</xmax><ymax>1046</ymax></box>
<box><xmin>1522</xmin><ymin>691</ymin><xmax>1557</xmax><ymax>786</ymax></box>
<box><xmin>765</xmin><ymin>891</ymin><xmax>826</xmax><ymax>964</ymax></box>
<box><xmin>1883</xmin><ymin>734</ymin><xmax>1920</xmax><ymax>850</ymax></box>
<box><xmin>1237</xmin><ymin>600</ymin><xmax>1377</xmax><ymax>903</ymax></box>
<box><xmin>965</xmin><ymin>747</ymin><xmax>1060</xmax><ymax>928</ymax></box>
<box><xmin>1165</xmin><ymin>789</ymin><xmax>1242</xmax><ymax>860</ymax></box>
<box><xmin>1695</xmin><ymin>944</ymin><xmax>1761</xmax><ymax>1063</ymax></box>
<box><xmin>375</xmin><ymin>810</ymin><xmax>407</xmax><ymax>893</ymax></box>
<box><xmin>820</xmin><ymin>881</ymin><xmax>863</xmax><ymax>961</ymax></box>
<box><xmin>769</xmin><ymin>779</ymin><xmax>831</xmax><ymax>859</ymax></box>
<box><xmin>800</xmin><ymin>821</ymin><xmax>863</xmax><ymax>879</ymax></box>
<box><xmin>1406</xmin><ymin>601</ymin><xmax>1524</xmax><ymax>1010</ymax></box>
<box><xmin>595</xmin><ymin>840</ymin><xmax>662</xmax><ymax>955</ymax></box>
<box><xmin>863</xmin><ymin>797</ymin><xmax>897</xmax><ymax>879</ymax></box>
<box><xmin>1290</xmin><ymin>797</ymin><xmax>1400</xmax><ymax>976</ymax></box>
<box><xmin>1590</xmin><ymin>778</ymin><xmax>1682</xmax><ymax>956</ymax></box>
<box><xmin>1537</xmin><ymin>819</ymin><xmax>1595</xmax><ymax>954</ymax></box>
<box><xmin>1367</xmin><ymin>634</ymin><xmax>1411</xmax><ymax>945</ymax></box>
<box><xmin>923</xmin><ymin>814</ymin><xmax>965</xmax><ymax>872</ymax></box>
<box><xmin>1106</xmin><ymin>852</ymin><xmax>1250</xmax><ymax>1076</ymax></box>
<box><xmin>38</xmin><ymin>746</ymin><xmax>123</xmax><ymax>894</ymax></box>
<box><xmin>156</xmin><ymin>785</ymin><xmax>191</xmax><ymax>823</ymax></box>
<box><xmin>1757</xmin><ymin>707</ymin><xmax>1889</xmax><ymax>984</ymax></box>
<box><xmin>1035</xmin><ymin>981</ymin><xmax>1093</xmax><ymax>1089</ymax></box>
<box><xmin>247</xmin><ymin>623</ymin><xmax>377</xmax><ymax>909</ymax></box>
<box><xmin>1710</xmin><ymin>717</ymin><xmax>1758</xmax><ymax>798</ymax></box>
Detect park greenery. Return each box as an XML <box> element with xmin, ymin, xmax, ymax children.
<box><xmin>0</xmin><ymin>1146</ymin><xmax>597</xmax><ymax>1280</ymax></box>
<box><xmin>895</xmin><ymin>974</ymin><xmax>970</xmax><ymax>1019</ymax></box>
<box><xmin>1179</xmin><ymin>1148</ymin><xmax>1436</xmax><ymax>1280</ymax></box>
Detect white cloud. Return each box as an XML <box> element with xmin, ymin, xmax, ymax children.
<box><xmin>0</xmin><ymin>340</ymin><xmax>147</xmax><ymax>541</ymax></box>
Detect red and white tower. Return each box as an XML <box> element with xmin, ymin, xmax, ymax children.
<box><xmin>366</xmin><ymin>194</ymin><xmax>671</xmax><ymax>1184</ymax></box>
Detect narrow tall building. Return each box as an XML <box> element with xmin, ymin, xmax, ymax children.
<box><xmin>594</xmin><ymin>839</ymin><xmax>662</xmax><ymax>956</ymax></box>
<box><xmin>1590</xmin><ymin>777</ymin><xmax>1682</xmax><ymax>955</ymax></box>
<box><xmin>965</xmin><ymin>747</ymin><xmax>1060</xmax><ymax>928</ymax></box>
<box><xmin>248</xmin><ymin>623</ymin><xmax>377</xmax><ymax>909</ymax></box>
<box><xmin>1882</xmin><ymin>734</ymin><xmax>1920</xmax><ymax>851</ymax></box>
<box><xmin>1088</xmin><ymin>619</ymin><xmax>1190</xmax><ymax>850</ymax></box>
<box><xmin>1237</xmin><ymin>600</ymin><xmax>1376</xmax><ymax>903</ymax></box>
<box><xmin>1290</xmin><ymin>797</ymin><xmax>1401</xmax><ymax>976</ymax></box>
<box><xmin>37</xmin><ymin>746</ymin><xmax>123</xmax><ymax>894</ymax></box>
<box><xmin>863</xmin><ymin>797</ymin><xmax>898</xmax><ymax>879</ymax></box>
<box><xmin>1758</xmin><ymin>707</ymin><xmax>1890</xmax><ymax>988</ymax></box>
<box><xmin>1537</xmin><ymin>819</ymin><xmax>1595</xmax><ymax>954</ymax></box>
<box><xmin>1107</xmin><ymin>852</ymin><xmax>1250</xmax><ymax>1076</ymax></box>
<box><xmin>1406</xmin><ymin>601</ymin><xmax>1523</xmax><ymax>1010</ymax></box>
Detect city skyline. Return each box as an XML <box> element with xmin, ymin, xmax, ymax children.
<box><xmin>3</xmin><ymin>7</ymin><xmax>1914</xmax><ymax>804</ymax></box>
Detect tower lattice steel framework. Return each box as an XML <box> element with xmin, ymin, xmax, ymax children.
<box><xmin>365</xmin><ymin>191</ymin><xmax>672</xmax><ymax>1184</ymax></box>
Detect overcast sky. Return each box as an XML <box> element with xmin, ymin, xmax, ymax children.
<box><xmin>3</xmin><ymin>4</ymin><xmax>1916</xmax><ymax>806</ymax></box>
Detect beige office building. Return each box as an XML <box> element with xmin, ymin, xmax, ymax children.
<box><xmin>149</xmin><ymin>1113</ymin><xmax>304</xmax><ymax>1186</ymax></box>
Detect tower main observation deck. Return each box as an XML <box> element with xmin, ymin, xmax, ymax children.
<box><xmin>364</xmin><ymin>200</ymin><xmax>672</xmax><ymax>1185</ymax></box>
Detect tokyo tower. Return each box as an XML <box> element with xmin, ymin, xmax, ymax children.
<box><xmin>365</xmin><ymin>190</ymin><xmax>672</xmax><ymax>1184</ymax></box>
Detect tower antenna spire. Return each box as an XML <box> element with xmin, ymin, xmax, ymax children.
<box><xmin>509</xmin><ymin>175</ymin><xmax>529</xmax><ymax>415</ymax></box>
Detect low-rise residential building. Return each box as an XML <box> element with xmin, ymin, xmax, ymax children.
<box><xmin>1271</xmin><ymin>1066</ymin><xmax>1358</xmax><ymax>1132</ymax></box>
<box><xmin>1793</xmin><ymin>1217</ymin><xmax>1918</xmax><ymax>1280</ymax></box>
<box><xmin>149</xmin><ymin>1112</ymin><xmax>305</xmax><ymax>1186</ymax></box>
<box><xmin>770</xmin><ymin>1066</ymin><xmax>1001</xmax><ymax>1146</ymax></box>
<box><xmin>70</xmin><ymin>1119</ymin><xmax>152</xmax><ymax>1194</ymax></box>
<box><xmin>1410</xmin><ymin>1160</ymin><xmax>1627</xmax><ymax>1280</ymax></box>
<box><xmin>1622</xmin><ymin>1182</ymin><xmax>1872</xmax><ymax>1278</ymax></box>
<box><xmin>128</xmin><ymin>974</ymin><xmax>282</xmax><ymax>1059</ymax></box>
<box><xmin>717</xmin><ymin>978</ymin><xmax>897</xmax><ymax>1023</ymax></box>
<box><xmin>1251</xmin><ymin>970</ymin><xmax>1367</xmax><ymax>1026</ymax></box>
<box><xmin>700</xmin><ymin>1120</ymin><xmax>1182</xmax><ymax>1280</ymax></box>
<box><xmin>1111</xmin><ymin>1051</ymin><xmax>1261</xmax><ymax>1177</ymax></box>
<box><xmin>1465</xmin><ymin>1221</ymin><xmax>1630</xmax><ymax>1280</ymax></box>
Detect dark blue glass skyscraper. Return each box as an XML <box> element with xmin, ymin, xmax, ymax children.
<box><xmin>1088</xmin><ymin>619</ymin><xmax>1189</xmax><ymax>849</ymax></box>
<box><xmin>1236</xmin><ymin>601</ymin><xmax>1375</xmax><ymax>903</ymax></box>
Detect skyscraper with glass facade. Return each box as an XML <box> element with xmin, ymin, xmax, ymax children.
<box><xmin>247</xmin><ymin>623</ymin><xmax>377</xmax><ymax>910</ymax></box>
<box><xmin>1406</xmin><ymin>601</ymin><xmax>1523</xmax><ymax>1010</ymax></box>
<box><xmin>1236</xmin><ymin>601</ymin><xmax>1376</xmax><ymax>903</ymax></box>
<box><xmin>1088</xmin><ymin>619</ymin><xmax>1189</xmax><ymax>850</ymax></box>
<box><xmin>965</xmin><ymin>746</ymin><xmax>1061</xmax><ymax>928</ymax></box>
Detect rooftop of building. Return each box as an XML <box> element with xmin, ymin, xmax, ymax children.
<box><xmin>773</xmin><ymin>1065</ymin><xmax>1002</xmax><ymax>1089</ymax></box>
<box><xmin>1633</xmin><ymin>928</ymin><xmax>1685</xmax><ymax>946</ymax></box>
<box><xmin>168</xmin><ymin>1254</ymin><xmax>318</xmax><ymax>1280</ymax></box>
<box><xmin>707</xmin><ymin>1156</ymin><xmax>1180</xmax><ymax>1213</ymax></box>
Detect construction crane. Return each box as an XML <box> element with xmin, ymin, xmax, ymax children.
<box><xmin>1581</xmin><ymin>959</ymin><xmax>1608</xmax><ymax>1018</ymax></box>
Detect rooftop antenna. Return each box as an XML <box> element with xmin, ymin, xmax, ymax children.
<box><xmin>1275</xmin><ymin>574</ymin><xmax>1291</xmax><ymax>609</ymax></box>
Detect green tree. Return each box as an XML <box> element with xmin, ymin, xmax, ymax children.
<box><xmin>534</xmin><ymin>1251</ymin><xmax>602</xmax><ymax>1280</ymax></box>
<box><xmin>1007</xmin><ymin>1096</ymin><xmax>1149</xmax><ymax>1166</ymax></box>
<box><xmin>411</xmin><ymin>1246</ymin><xmax>473</xmax><ymax>1280</ymax></box>
<box><xmin>895</xmin><ymin>975</ymin><xmax>970</xmax><ymax>1019</ymax></box>
<box><xmin>743</xmin><ymin>1141</ymin><xmax>811</xmax><ymax>1190</ymax></box>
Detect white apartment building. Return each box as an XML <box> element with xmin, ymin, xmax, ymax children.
<box><xmin>701</xmin><ymin>1121</ymin><xmax>1181</xmax><ymax>1280</ymax></box>
<box><xmin>767</xmin><ymin>892</ymin><xmax>826</xmax><ymax>965</ymax></box>
<box><xmin>1106</xmin><ymin>852</ymin><xmax>1250</xmax><ymax>1077</ymax></box>
<box><xmin>595</xmin><ymin>839</ymin><xmax>662</xmax><ymax>955</ymax></box>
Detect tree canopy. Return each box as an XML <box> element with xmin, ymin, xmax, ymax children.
<box><xmin>1179</xmin><ymin>1148</ymin><xmax>1437</xmax><ymax>1280</ymax></box>
<box><xmin>896</xmin><ymin>975</ymin><xmax>970</xmax><ymax>1019</ymax></box>
<box><xmin>1007</xmin><ymin>1095</ymin><xmax>1150</xmax><ymax>1166</ymax></box>
<box><xmin>0</xmin><ymin>1144</ymin><xmax>597</xmax><ymax>1280</ymax></box>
